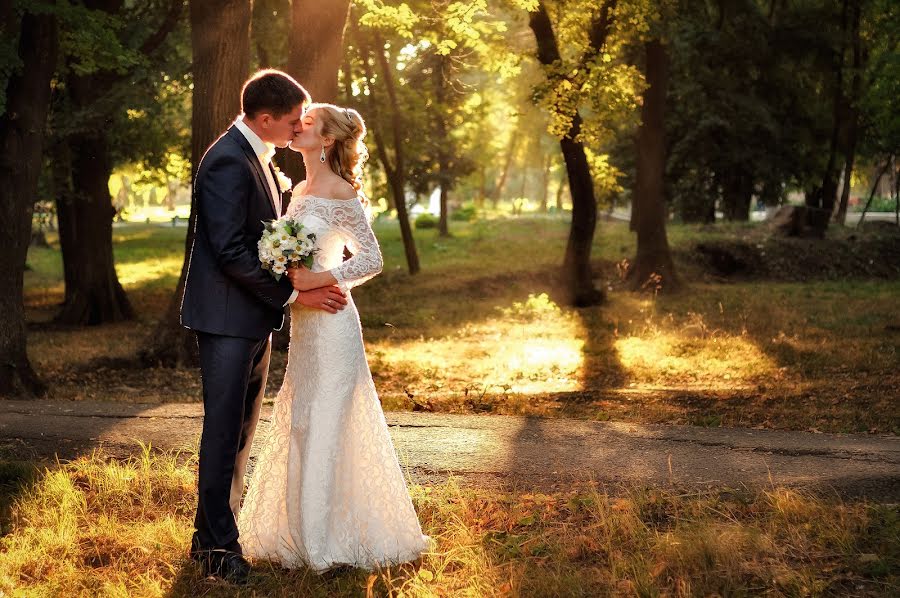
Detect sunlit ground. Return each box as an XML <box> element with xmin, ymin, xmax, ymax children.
<box><xmin>115</xmin><ymin>254</ymin><xmax>184</xmax><ymax>288</ymax></box>
<box><xmin>370</xmin><ymin>294</ymin><xmax>586</xmax><ymax>396</ymax></box>
<box><xmin>610</xmin><ymin>298</ymin><xmax>780</xmax><ymax>390</ymax></box>
<box><xmin>22</xmin><ymin>218</ymin><xmax>900</xmax><ymax>432</ymax></box>
<box><xmin>369</xmin><ymin>291</ymin><xmax>783</xmax><ymax>407</ymax></box>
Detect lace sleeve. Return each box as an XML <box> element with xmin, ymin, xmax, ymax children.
<box><xmin>330</xmin><ymin>199</ymin><xmax>383</xmax><ymax>292</ymax></box>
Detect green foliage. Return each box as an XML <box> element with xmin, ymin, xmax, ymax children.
<box><xmin>56</xmin><ymin>1</ymin><xmax>140</xmax><ymax>76</ymax></box>
<box><xmin>859</xmin><ymin>0</ymin><xmax>900</xmax><ymax>158</ymax></box>
<box><xmin>46</xmin><ymin>0</ymin><xmax>192</xmax><ymax>191</ymax></box>
<box><xmin>357</xmin><ymin>0</ymin><xmax>419</xmax><ymax>38</ymax></box>
<box><xmin>414</xmin><ymin>212</ymin><xmax>439</xmax><ymax>228</ymax></box>
<box><xmin>852</xmin><ymin>195</ymin><xmax>897</xmax><ymax>212</ymax></box>
<box><xmin>450</xmin><ymin>204</ymin><xmax>478</xmax><ymax>221</ymax></box>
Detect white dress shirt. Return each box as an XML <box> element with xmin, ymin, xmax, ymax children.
<box><xmin>233</xmin><ymin>114</ymin><xmax>298</xmax><ymax>306</ymax></box>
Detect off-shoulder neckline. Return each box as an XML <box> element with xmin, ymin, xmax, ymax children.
<box><xmin>296</xmin><ymin>193</ymin><xmax>359</xmax><ymax>203</ymax></box>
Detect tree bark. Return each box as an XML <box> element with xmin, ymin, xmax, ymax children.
<box><xmin>279</xmin><ymin>0</ymin><xmax>351</xmax><ymax>182</ymax></box>
<box><xmin>720</xmin><ymin>167</ymin><xmax>753</xmax><ymax>221</ymax></box>
<box><xmin>53</xmin><ymin>0</ymin><xmax>182</xmax><ymax>325</ymax></box>
<box><xmin>141</xmin><ymin>0</ymin><xmax>252</xmax><ymax>366</ymax></box>
<box><xmin>539</xmin><ymin>152</ymin><xmax>552</xmax><ymax>212</ymax></box>
<box><xmin>55</xmin><ymin>127</ymin><xmax>134</xmax><ymax>324</ymax></box>
<box><xmin>435</xmin><ymin>53</ymin><xmax>451</xmax><ymax>237</ymax></box>
<box><xmin>809</xmin><ymin>0</ymin><xmax>850</xmax><ymax>235</ymax></box>
<box><xmin>0</xmin><ymin>9</ymin><xmax>57</xmax><ymax>397</ymax></box>
<box><xmin>54</xmin><ymin>0</ymin><xmax>133</xmax><ymax>325</ymax></box>
<box><xmin>857</xmin><ymin>157</ymin><xmax>892</xmax><ymax>228</ymax></box>
<box><xmin>627</xmin><ymin>39</ymin><xmax>678</xmax><ymax>292</ymax></box>
<box><xmin>490</xmin><ymin>131</ymin><xmax>518</xmax><ymax>207</ymax></box>
<box><xmin>835</xmin><ymin>0</ymin><xmax>861</xmax><ymax>225</ymax></box>
<box><xmin>529</xmin><ymin>2</ymin><xmax>603</xmax><ymax>306</ymax></box>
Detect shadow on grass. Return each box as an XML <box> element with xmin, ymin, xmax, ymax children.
<box><xmin>163</xmin><ymin>558</ymin><xmax>385</xmax><ymax>597</ymax></box>
<box><xmin>0</xmin><ymin>459</ymin><xmax>39</xmax><ymax>539</ymax></box>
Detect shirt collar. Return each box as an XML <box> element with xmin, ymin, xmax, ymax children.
<box><xmin>234</xmin><ymin>114</ymin><xmax>276</xmax><ymax>164</ymax></box>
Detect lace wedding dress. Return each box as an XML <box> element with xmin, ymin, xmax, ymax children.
<box><xmin>238</xmin><ymin>193</ymin><xmax>429</xmax><ymax>571</ymax></box>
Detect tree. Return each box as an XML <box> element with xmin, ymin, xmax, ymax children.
<box><xmin>279</xmin><ymin>0</ymin><xmax>351</xmax><ymax>182</ymax></box>
<box><xmin>350</xmin><ymin>13</ymin><xmax>421</xmax><ymax>274</ymax></box>
<box><xmin>835</xmin><ymin>0</ymin><xmax>863</xmax><ymax>225</ymax></box>
<box><xmin>527</xmin><ymin>1</ymin><xmax>611</xmax><ymax>306</ymax></box>
<box><xmin>627</xmin><ymin>38</ymin><xmax>678</xmax><ymax>291</ymax></box>
<box><xmin>0</xmin><ymin>5</ymin><xmax>57</xmax><ymax>397</ymax></box>
<box><xmin>51</xmin><ymin>0</ymin><xmax>184</xmax><ymax>325</ymax></box>
<box><xmin>142</xmin><ymin>0</ymin><xmax>251</xmax><ymax>366</ymax></box>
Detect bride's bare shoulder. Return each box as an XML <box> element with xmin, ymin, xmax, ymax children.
<box><xmin>292</xmin><ymin>180</ymin><xmax>308</xmax><ymax>195</ymax></box>
<box><xmin>327</xmin><ymin>179</ymin><xmax>358</xmax><ymax>201</ymax></box>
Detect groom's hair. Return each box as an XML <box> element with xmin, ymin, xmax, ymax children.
<box><xmin>242</xmin><ymin>69</ymin><xmax>310</xmax><ymax>119</ymax></box>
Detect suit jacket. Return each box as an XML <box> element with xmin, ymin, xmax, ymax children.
<box><xmin>180</xmin><ymin>126</ymin><xmax>294</xmax><ymax>339</ymax></box>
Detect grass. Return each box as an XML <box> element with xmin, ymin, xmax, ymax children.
<box><xmin>0</xmin><ymin>448</ymin><xmax>897</xmax><ymax>597</ymax></box>
<box><xmin>22</xmin><ymin>216</ymin><xmax>900</xmax><ymax>433</ymax></box>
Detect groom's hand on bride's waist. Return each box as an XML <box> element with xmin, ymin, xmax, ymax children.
<box><xmin>295</xmin><ymin>286</ymin><xmax>348</xmax><ymax>314</ymax></box>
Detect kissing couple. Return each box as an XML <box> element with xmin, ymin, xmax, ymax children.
<box><xmin>180</xmin><ymin>69</ymin><xmax>429</xmax><ymax>584</ymax></box>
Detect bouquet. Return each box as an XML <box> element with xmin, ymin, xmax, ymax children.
<box><xmin>257</xmin><ymin>216</ymin><xmax>317</xmax><ymax>281</ymax></box>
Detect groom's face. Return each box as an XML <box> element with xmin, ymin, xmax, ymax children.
<box><xmin>259</xmin><ymin>103</ymin><xmax>306</xmax><ymax>148</ymax></box>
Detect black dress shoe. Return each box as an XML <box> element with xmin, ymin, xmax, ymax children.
<box><xmin>191</xmin><ymin>547</ymin><xmax>251</xmax><ymax>585</ymax></box>
<box><xmin>209</xmin><ymin>550</ymin><xmax>251</xmax><ymax>585</ymax></box>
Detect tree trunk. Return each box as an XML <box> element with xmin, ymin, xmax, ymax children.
<box><xmin>279</xmin><ymin>0</ymin><xmax>351</xmax><ymax>182</ymax></box>
<box><xmin>529</xmin><ymin>2</ymin><xmax>603</xmax><ymax>306</ymax></box>
<box><xmin>435</xmin><ymin>53</ymin><xmax>450</xmax><ymax>237</ymax></box>
<box><xmin>857</xmin><ymin>157</ymin><xmax>892</xmax><ymax>228</ymax></box>
<box><xmin>627</xmin><ymin>39</ymin><xmax>678</xmax><ymax>292</ymax></box>
<box><xmin>835</xmin><ymin>0</ymin><xmax>861</xmax><ymax>225</ymax></box>
<box><xmin>720</xmin><ymin>168</ymin><xmax>753</xmax><ymax>221</ymax></box>
<box><xmin>55</xmin><ymin>127</ymin><xmax>134</xmax><ymax>325</ymax></box>
<box><xmin>0</xmin><ymin>9</ymin><xmax>56</xmax><ymax>397</ymax></box>
<box><xmin>894</xmin><ymin>163</ymin><xmax>899</xmax><ymax>225</ymax></box>
<box><xmin>54</xmin><ymin>0</ymin><xmax>182</xmax><ymax>325</ymax></box>
<box><xmin>810</xmin><ymin>0</ymin><xmax>850</xmax><ymax>235</ymax></box>
<box><xmin>491</xmin><ymin>131</ymin><xmax>518</xmax><ymax>206</ymax></box>
<box><xmin>54</xmin><ymin>7</ymin><xmax>134</xmax><ymax>326</ymax></box>
<box><xmin>539</xmin><ymin>152</ymin><xmax>552</xmax><ymax>212</ymax></box>
<box><xmin>141</xmin><ymin>0</ymin><xmax>251</xmax><ymax>366</ymax></box>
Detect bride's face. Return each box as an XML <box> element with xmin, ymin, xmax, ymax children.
<box><xmin>290</xmin><ymin>108</ymin><xmax>328</xmax><ymax>152</ymax></box>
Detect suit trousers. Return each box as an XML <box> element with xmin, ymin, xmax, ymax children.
<box><xmin>193</xmin><ymin>331</ymin><xmax>272</xmax><ymax>550</ymax></box>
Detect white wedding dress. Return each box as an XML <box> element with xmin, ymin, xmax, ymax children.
<box><xmin>238</xmin><ymin>193</ymin><xmax>429</xmax><ymax>571</ymax></box>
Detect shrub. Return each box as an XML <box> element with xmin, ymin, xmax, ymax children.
<box><xmin>451</xmin><ymin>204</ymin><xmax>478</xmax><ymax>222</ymax></box>
<box><xmin>415</xmin><ymin>212</ymin><xmax>438</xmax><ymax>229</ymax></box>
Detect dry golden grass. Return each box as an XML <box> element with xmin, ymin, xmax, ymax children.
<box><xmin>0</xmin><ymin>449</ymin><xmax>897</xmax><ymax>597</ymax></box>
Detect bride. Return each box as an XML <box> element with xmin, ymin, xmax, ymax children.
<box><xmin>238</xmin><ymin>103</ymin><xmax>429</xmax><ymax>571</ymax></box>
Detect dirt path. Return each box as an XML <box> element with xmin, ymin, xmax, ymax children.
<box><xmin>1</xmin><ymin>399</ymin><xmax>898</xmax><ymax>500</ymax></box>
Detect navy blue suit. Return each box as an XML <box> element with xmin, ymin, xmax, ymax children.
<box><xmin>180</xmin><ymin>125</ymin><xmax>293</xmax><ymax>552</ymax></box>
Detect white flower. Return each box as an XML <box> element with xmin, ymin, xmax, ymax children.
<box><xmin>273</xmin><ymin>166</ymin><xmax>292</xmax><ymax>192</ymax></box>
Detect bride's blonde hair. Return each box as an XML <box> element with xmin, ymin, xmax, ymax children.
<box><xmin>311</xmin><ymin>103</ymin><xmax>368</xmax><ymax>198</ymax></box>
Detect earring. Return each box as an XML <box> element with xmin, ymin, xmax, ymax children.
<box><xmin>320</xmin><ymin>145</ymin><xmax>326</xmax><ymax>163</ymax></box>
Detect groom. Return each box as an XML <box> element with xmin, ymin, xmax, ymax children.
<box><xmin>181</xmin><ymin>69</ymin><xmax>347</xmax><ymax>583</ymax></box>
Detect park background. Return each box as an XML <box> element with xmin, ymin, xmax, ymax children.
<box><xmin>1</xmin><ymin>0</ymin><xmax>899</xmax><ymax>596</ymax></box>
